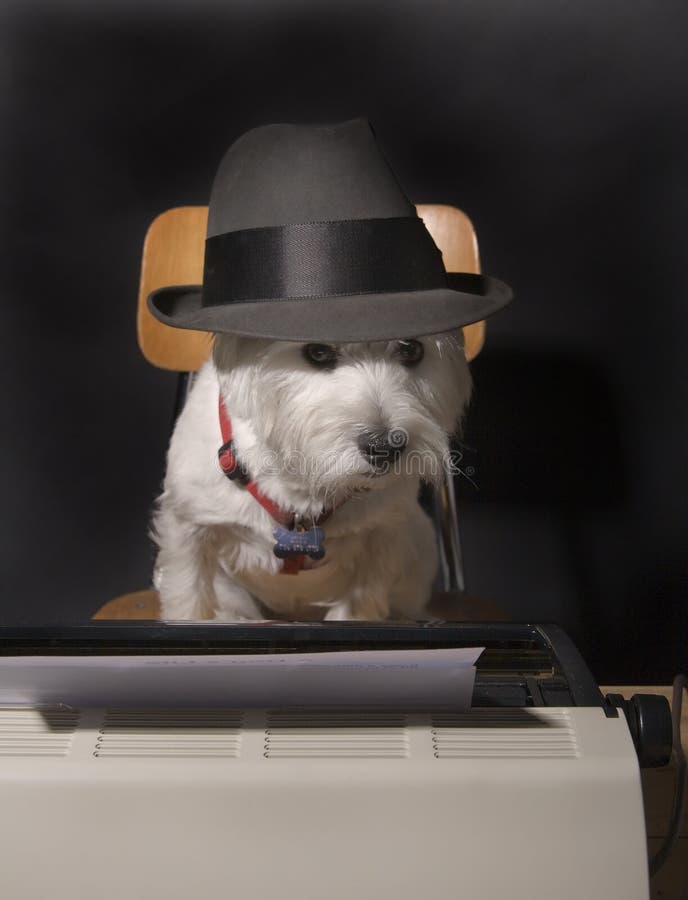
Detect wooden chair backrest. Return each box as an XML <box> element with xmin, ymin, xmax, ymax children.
<box><xmin>137</xmin><ymin>204</ymin><xmax>485</xmax><ymax>371</ymax></box>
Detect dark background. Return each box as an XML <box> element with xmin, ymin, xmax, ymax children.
<box><xmin>1</xmin><ymin>0</ymin><xmax>686</xmax><ymax>682</ymax></box>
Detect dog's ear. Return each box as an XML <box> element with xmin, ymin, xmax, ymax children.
<box><xmin>429</xmin><ymin>331</ymin><xmax>467</xmax><ymax>357</ymax></box>
<box><xmin>212</xmin><ymin>334</ymin><xmax>240</xmax><ymax>371</ymax></box>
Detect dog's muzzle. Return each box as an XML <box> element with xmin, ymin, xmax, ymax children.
<box><xmin>357</xmin><ymin>429</ymin><xmax>408</xmax><ymax>469</ymax></box>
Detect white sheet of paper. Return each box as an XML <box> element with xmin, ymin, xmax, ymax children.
<box><xmin>0</xmin><ymin>648</ymin><xmax>483</xmax><ymax>708</ymax></box>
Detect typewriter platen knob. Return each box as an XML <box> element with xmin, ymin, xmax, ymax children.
<box><xmin>605</xmin><ymin>692</ymin><xmax>673</xmax><ymax>768</ymax></box>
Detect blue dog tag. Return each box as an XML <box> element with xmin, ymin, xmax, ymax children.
<box><xmin>273</xmin><ymin>525</ymin><xmax>326</xmax><ymax>560</ymax></box>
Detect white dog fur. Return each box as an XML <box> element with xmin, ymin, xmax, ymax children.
<box><xmin>153</xmin><ymin>332</ymin><xmax>472</xmax><ymax>621</ymax></box>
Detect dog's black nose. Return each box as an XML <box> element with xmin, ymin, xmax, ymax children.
<box><xmin>358</xmin><ymin>429</ymin><xmax>408</xmax><ymax>467</ymax></box>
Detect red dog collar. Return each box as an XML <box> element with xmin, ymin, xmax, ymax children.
<box><xmin>217</xmin><ymin>394</ymin><xmax>334</xmax><ymax>574</ymax></box>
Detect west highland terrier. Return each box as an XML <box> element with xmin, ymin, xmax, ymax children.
<box><xmin>152</xmin><ymin>332</ymin><xmax>471</xmax><ymax>621</ymax></box>
<box><xmin>147</xmin><ymin>118</ymin><xmax>511</xmax><ymax>622</ymax></box>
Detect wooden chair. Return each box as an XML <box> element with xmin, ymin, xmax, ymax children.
<box><xmin>94</xmin><ymin>205</ymin><xmax>498</xmax><ymax>621</ymax></box>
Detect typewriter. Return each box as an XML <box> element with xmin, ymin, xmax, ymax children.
<box><xmin>0</xmin><ymin>622</ymin><xmax>672</xmax><ymax>900</ymax></box>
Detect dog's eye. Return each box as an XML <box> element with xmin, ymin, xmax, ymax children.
<box><xmin>303</xmin><ymin>343</ymin><xmax>339</xmax><ymax>369</ymax></box>
<box><xmin>395</xmin><ymin>339</ymin><xmax>424</xmax><ymax>366</ymax></box>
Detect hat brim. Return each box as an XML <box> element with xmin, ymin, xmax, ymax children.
<box><xmin>147</xmin><ymin>273</ymin><xmax>512</xmax><ymax>343</ymax></box>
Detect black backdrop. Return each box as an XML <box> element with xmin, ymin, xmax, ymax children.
<box><xmin>1</xmin><ymin>0</ymin><xmax>686</xmax><ymax>682</ymax></box>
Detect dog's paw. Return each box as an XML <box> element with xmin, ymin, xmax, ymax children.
<box><xmin>212</xmin><ymin>612</ymin><xmax>264</xmax><ymax>622</ymax></box>
<box><xmin>323</xmin><ymin>600</ymin><xmax>355</xmax><ymax>621</ymax></box>
<box><xmin>322</xmin><ymin>593</ymin><xmax>388</xmax><ymax>621</ymax></box>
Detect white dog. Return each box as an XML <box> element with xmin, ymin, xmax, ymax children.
<box><xmin>152</xmin><ymin>331</ymin><xmax>471</xmax><ymax>622</ymax></box>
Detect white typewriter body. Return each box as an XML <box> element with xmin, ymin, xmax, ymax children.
<box><xmin>0</xmin><ymin>703</ymin><xmax>648</xmax><ymax>900</ymax></box>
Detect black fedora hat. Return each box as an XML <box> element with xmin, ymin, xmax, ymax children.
<box><xmin>148</xmin><ymin>118</ymin><xmax>512</xmax><ymax>342</ymax></box>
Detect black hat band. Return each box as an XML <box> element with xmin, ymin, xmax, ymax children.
<box><xmin>201</xmin><ymin>217</ymin><xmax>448</xmax><ymax>306</ymax></box>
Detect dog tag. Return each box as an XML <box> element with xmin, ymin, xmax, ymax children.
<box><xmin>273</xmin><ymin>525</ymin><xmax>326</xmax><ymax>560</ymax></box>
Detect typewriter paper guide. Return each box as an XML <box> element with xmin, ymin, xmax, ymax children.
<box><xmin>0</xmin><ymin>647</ymin><xmax>483</xmax><ymax>708</ymax></box>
